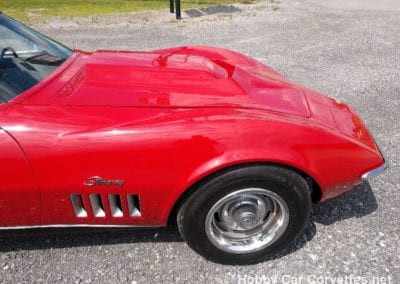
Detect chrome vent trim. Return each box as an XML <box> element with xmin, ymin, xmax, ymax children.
<box><xmin>70</xmin><ymin>194</ymin><xmax>88</xmax><ymax>218</ymax></box>
<box><xmin>108</xmin><ymin>194</ymin><xmax>124</xmax><ymax>217</ymax></box>
<box><xmin>127</xmin><ymin>194</ymin><xmax>141</xmax><ymax>217</ymax></box>
<box><xmin>69</xmin><ymin>193</ymin><xmax>141</xmax><ymax>218</ymax></box>
<box><xmin>89</xmin><ymin>194</ymin><xmax>106</xmax><ymax>217</ymax></box>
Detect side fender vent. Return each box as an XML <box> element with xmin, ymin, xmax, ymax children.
<box><xmin>70</xmin><ymin>194</ymin><xmax>88</xmax><ymax>218</ymax></box>
<box><xmin>108</xmin><ymin>194</ymin><xmax>124</xmax><ymax>217</ymax></box>
<box><xmin>70</xmin><ymin>193</ymin><xmax>141</xmax><ymax>218</ymax></box>
<box><xmin>127</xmin><ymin>194</ymin><xmax>141</xmax><ymax>217</ymax></box>
<box><xmin>89</xmin><ymin>194</ymin><xmax>106</xmax><ymax>217</ymax></box>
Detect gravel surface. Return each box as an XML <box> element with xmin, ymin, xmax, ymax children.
<box><xmin>1</xmin><ymin>0</ymin><xmax>399</xmax><ymax>283</ymax></box>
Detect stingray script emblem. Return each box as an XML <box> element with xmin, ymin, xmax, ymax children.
<box><xmin>84</xmin><ymin>176</ymin><xmax>125</xmax><ymax>187</ymax></box>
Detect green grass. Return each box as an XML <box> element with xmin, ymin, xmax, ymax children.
<box><xmin>1</xmin><ymin>0</ymin><xmax>246</xmax><ymax>22</ymax></box>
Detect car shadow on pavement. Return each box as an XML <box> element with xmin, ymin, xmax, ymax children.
<box><xmin>0</xmin><ymin>226</ymin><xmax>183</xmax><ymax>253</ymax></box>
<box><xmin>273</xmin><ymin>181</ymin><xmax>378</xmax><ymax>260</ymax></box>
<box><xmin>312</xmin><ymin>181</ymin><xmax>378</xmax><ymax>225</ymax></box>
<box><xmin>0</xmin><ymin>182</ymin><xmax>377</xmax><ymax>255</ymax></box>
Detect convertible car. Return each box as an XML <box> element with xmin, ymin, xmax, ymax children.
<box><xmin>0</xmin><ymin>13</ymin><xmax>386</xmax><ymax>264</ymax></box>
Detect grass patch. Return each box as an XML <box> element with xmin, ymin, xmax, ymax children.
<box><xmin>0</xmin><ymin>0</ymin><xmax>248</xmax><ymax>22</ymax></box>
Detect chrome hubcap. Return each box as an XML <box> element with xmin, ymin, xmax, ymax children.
<box><xmin>205</xmin><ymin>188</ymin><xmax>289</xmax><ymax>254</ymax></box>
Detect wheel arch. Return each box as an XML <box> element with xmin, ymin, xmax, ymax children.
<box><xmin>167</xmin><ymin>161</ymin><xmax>322</xmax><ymax>226</ymax></box>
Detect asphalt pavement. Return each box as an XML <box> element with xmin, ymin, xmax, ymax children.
<box><xmin>0</xmin><ymin>0</ymin><xmax>399</xmax><ymax>283</ymax></box>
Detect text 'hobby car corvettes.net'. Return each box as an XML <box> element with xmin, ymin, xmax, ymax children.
<box><xmin>0</xmin><ymin>13</ymin><xmax>386</xmax><ymax>264</ymax></box>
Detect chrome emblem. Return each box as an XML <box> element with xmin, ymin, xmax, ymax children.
<box><xmin>84</xmin><ymin>176</ymin><xmax>125</xmax><ymax>187</ymax></box>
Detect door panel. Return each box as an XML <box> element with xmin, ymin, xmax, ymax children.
<box><xmin>0</xmin><ymin>128</ymin><xmax>40</xmax><ymax>226</ymax></box>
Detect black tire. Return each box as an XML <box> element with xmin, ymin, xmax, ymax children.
<box><xmin>177</xmin><ymin>165</ymin><xmax>311</xmax><ymax>265</ymax></box>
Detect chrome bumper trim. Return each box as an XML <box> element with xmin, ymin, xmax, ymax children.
<box><xmin>361</xmin><ymin>160</ymin><xmax>387</xmax><ymax>180</ymax></box>
<box><xmin>361</xmin><ymin>139</ymin><xmax>388</xmax><ymax>180</ymax></box>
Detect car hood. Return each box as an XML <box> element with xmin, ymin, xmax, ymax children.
<box><xmin>18</xmin><ymin>46</ymin><xmax>378</xmax><ymax>151</ymax></box>
<box><xmin>24</xmin><ymin>47</ymin><xmax>311</xmax><ymax>118</ymax></box>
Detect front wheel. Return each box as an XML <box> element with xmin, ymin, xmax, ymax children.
<box><xmin>177</xmin><ymin>165</ymin><xmax>311</xmax><ymax>265</ymax></box>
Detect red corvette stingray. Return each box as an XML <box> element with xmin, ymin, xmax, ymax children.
<box><xmin>0</xmin><ymin>13</ymin><xmax>386</xmax><ymax>264</ymax></box>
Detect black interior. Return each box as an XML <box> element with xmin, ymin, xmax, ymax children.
<box><xmin>0</xmin><ymin>56</ymin><xmax>62</xmax><ymax>103</ymax></box>
<box><xmin>0</xmin><ymin>13</ymin><xmax>72</xmax><ymax>103</ymax></box>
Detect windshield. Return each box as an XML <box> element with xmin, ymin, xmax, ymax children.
<box><xmin>0</xmin><ymin>13</ymin><xmax>72</xmax><ymax>103</ymax></box>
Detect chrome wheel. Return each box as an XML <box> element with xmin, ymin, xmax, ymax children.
<box><xmin>205</xmin><ymin>188</ymin><xmax>289</xmax><ymax>254</ymax></box>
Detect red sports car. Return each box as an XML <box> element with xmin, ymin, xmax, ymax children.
<box><xmin>0</xmin><ymin>13</ymin><xmax>386</xmax><ymax>264</ymax></box>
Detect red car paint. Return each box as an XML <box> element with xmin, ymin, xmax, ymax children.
<box><xmin>0</xmin><ymin>46</ymin><xmax>384</xmax><ymax>227</ymax></box>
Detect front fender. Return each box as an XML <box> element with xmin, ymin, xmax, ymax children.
<box><xmin>162</xmin><ymin>117</ymin><xmax>384</xmax><ymax>223</ymax></box>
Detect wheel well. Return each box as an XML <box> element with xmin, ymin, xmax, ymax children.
<box><xmin>167</xmin><ymin>162</ymin><xmax>322</xmax><ymax>226</ymax></box>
